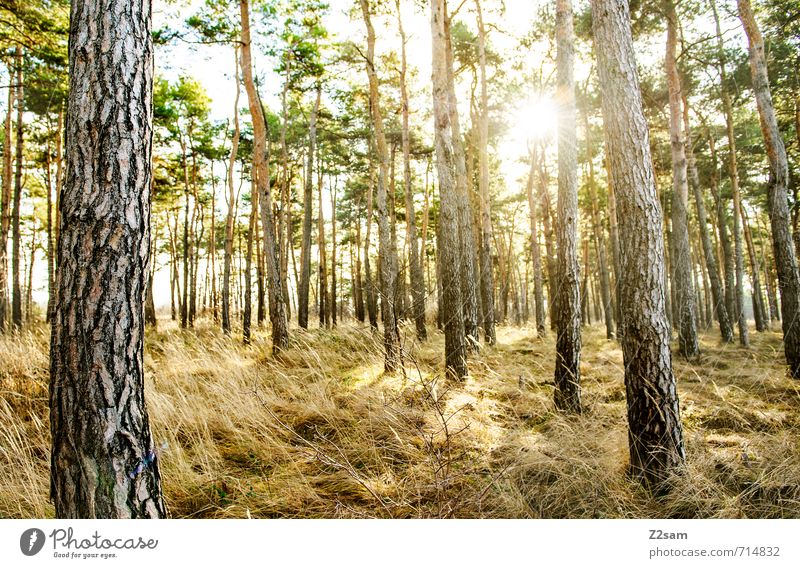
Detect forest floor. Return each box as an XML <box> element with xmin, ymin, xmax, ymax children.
<box><xmin>1</xmin><ymin>317</ymin><xmax>799</xmax><ymax>518</ymax></box>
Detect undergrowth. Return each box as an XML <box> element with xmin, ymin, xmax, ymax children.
<box><xmin>1</xmin><ymin>318</ymin><xmax>799</xmax><ymax>518</ymax></box>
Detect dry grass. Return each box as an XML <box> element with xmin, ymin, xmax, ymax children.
<box><xmin>1</xmin><ymin>318</ymin><xmax>799</xmax><ymax>518</ymax></box>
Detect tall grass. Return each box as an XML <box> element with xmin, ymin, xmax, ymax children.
<box><xmin>1</xmin><ymin>318</ymin><xmax>799</xmax><ymax>518</ymax></box>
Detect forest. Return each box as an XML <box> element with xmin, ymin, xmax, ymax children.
<box><xmin>0</xmin><ymin>0</ymin><xmax>799</xmax><ymax>519</ymax></box>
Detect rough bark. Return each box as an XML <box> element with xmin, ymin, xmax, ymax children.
<box><xmin>683</xmin><ymin>97</ymin><xmax>734</xmax><ymax>342</ymax></box>
<box><xmin>396</xmin><ymin>0</ymin><xmax>426</xmax><ymax>341</ymax></box>
<box><xmin>240</xmin><ymin>0</ymin><xmax>290</xmax><ymax>353</ymax></box>
<box><xmin>0</xmin><ymin>72</ymin><xmax>13</xmax><ymax>332</ymax></box>
<box><xmin>526</xmin><ymin>145</ymin><xmax>546</xmax><ymax>337</ymax></box>
<box><xmin>431</xmin><ymin>0</ymin><xmax>468</xmax><ymax>380</ymax></box>
<box><xmin>738</xmin><ymin>0</ymin><xmax>800</xmax><ymax>376</ymax></box>
<box><xmin>554</xmin><ymin>0</ymin><xmax>582</xmax><ymax>413</ymax></box>
<box><xmin>473</xmin><ymin>0</ymin><xmax>495</xmax><ymax>347</ymax></box>
<box><xmin>51</xmin><ymin>0</ymin><xmax>166</xmax><ymax>518</ymax></box>
<box><xmin>591</xmin><ymin>0</ymin><xmax>686</xmax><ymax>490</ymax></box>
<box><xmin>360</xmin><ymin>0</ymin><xmax>401</xmax><ymax>371</ymax></box>
<box><xmin>299</xmin><ymin>88</ymin><xmax>320</xmax><ymax>330</ymax></box>
<box><xmin>665</xmin><ymin>0</ymin><xmax>699</xmax><ymax>357</ymax></box>
<box><xmin>12</xmin><ymin>47</ymin><xmax>23</xmax><ymax>329</ymax></box>
<box><xmin>222</xmin><ymin>47</ymin><xmax>240</xmax><ymax>335</ymax></box>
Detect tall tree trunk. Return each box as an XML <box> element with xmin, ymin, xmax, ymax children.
<box><xmin>397</xmin><ymin>0</ymin><xmax>426</xmax><ymax>341</ymax></box>
<box><xmin>683</xmin><ymin>98</ymin><xmax>734</xmax><ymax>342</ymax></box>
<box><xmin>364</xmin><ymin>166</ymin><xmax>378</xmax><ymax>329</ymax></box>
<box><xmin>243</xmin><ymin>182</ymin><xmax>257</xmax><ymax>343</ymax></box>
<box><xmin>222</xmin><ymin>47</ymin><xmax>240</xmax><ymax>335</ymax></box>
<box><xmin>665</xmin><ymin>0</ymin><xmax>699</xmax><ymax>357</ymax></box>
<box><xmin>12</xmin><ymin>47</ymin><xmax>24</xmax><ymax>329</ymax></box>
<box><xmin>526</xmin><ymin>145</ymin><xmax>546</xmax><ymax>337</ymax></box>
<box><xmin>330</xmin><ymin>177</ymin><xmax>337</xmax><ymax>327</ymax></box>
<box><xmin>591</xmin><ymin>0</ymin><xmax>686</xmax><ymax>491</ymax></box>
<box><xmin>360</xmin><ymin>0</ymin><xmax>401</xmax><ymax>372</ymax></box>
<box><xmin>554</xmin><ymin>0</ymin><xmax>582</xmax><ymax>413</ymax></box>
<box><xmin>738</xmin><ymin>0</ymin><xmax>800</xmax><ymax>376</ymax></box>
<box><xmin>539</xmin><ymin>160</ymin><xmax>557</xmax><ymax>331</ymax></box>
<box><xmin>0</xmin><ymin>71</ymin><xmax>13</xmax><ymax>333</ymax></box>
<box><xmin>299</xmin><ymin>88</ymin><xmax>320</xmax><ymax>329</ymax></box>
<box><xmin>431</xmin><ymin>0</ymin><xmax>467</xmax><ymax>380</ymax></box>
<box><xmin>711</xmin><ymin>0</ymin><xmax>748</xmax><ymax>346</ymax></box>
<box><xmin>240</xmin><ymin>0</ymin><xmax>290</xmax><ymax>353</ymax></box>
<box><xmin>354</xmin><ymin>211</ymin><xmax>365</xmax><ymax>322</ymax></box>
<box><xmin>473</xmin><ymin>0</ymin><xmax>495</xmax><ymax>347</ymax></box>
<box><xmin>584</xmin><ymin>108</ymin><xmax>614</xmax><ymax>339</ymax></box>
<box><xmin>318</xmin><ymin>160</ymin><xmax>329</xmax><ymax>328</ymax></box>
<box><xmin>51</xmin><ymin>0</ymin><xmax>166</xmax><ymax>518</ymax></box>
<box><xmin>605</xmin><ymin>154</ymin><xmax>622</xmax><ymax>336</ymax></box>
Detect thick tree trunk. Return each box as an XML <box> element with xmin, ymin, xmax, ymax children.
<box><xmin>240</xmin><ymin>0</ymin><xmax>289</xmax><ymax>353</ymax></box>
<box><xmin>554</xmin><ymin>0</ymin><xmax>582</xmax><ymax>413</ymax></box>
<box><xmin>397</xmin><ymin>0</ymin><xmax>426</xmax><ymax>340</ymax></box>
<box><xmin>360</xmin><ymin>0</ymin><xmax>401</xmax><ymax>372</ymax></box>
<box><xmin>222</xmin><ymin>47</ymin><xmax>240</xmax><ymax>335</ymax></box>
<box><xmin>299</xmin><ymin>88</ymin><xmax>320</xmax><ymax>330</ymax></box>
<box><xmin>591</xmin><ymin>0</ymin><xmax>685</xmax><ymax>491</ymax></box>
<box><xmin>665</xmin><ymin>0</ymin><xmax>699</xmax><ymax>357</ymax></box>
<box><xmin>51</xmin><ymin>0</ymin><xmax>166</xmax><ymax>518</ymax></box>
<box><xmin>12</xmin><ymin>47</ymin><xmax>23</xmax><ymax>329</ymax></box>
<box><xmin>738</xmin><ymin>0</ymin><xmax>800</xmax><ymax>377</ymax></box>
<box><xmin>431</xmin><ymin>0</ymin><xmax>468</xmax><ymax>380</ymax></box>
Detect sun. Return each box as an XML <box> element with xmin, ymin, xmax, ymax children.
<box><xmin>514</xmin><ymin>96</ymin><xmax>559</xmax><ymax>143</ymax></box>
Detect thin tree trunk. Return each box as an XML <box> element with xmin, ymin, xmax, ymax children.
<box><xmin>299</xmin><ymin>88</ymin><xmax>320</xmax><ymax>329</ymax></box>
<box><xmin>473</xmin><ymin>0</ymin><xmax>494</xmax><ymax>347</ymax></box>
<box><xmin>397</xmin><ymin>0</ymin><xmax>426</xmax><ymax>340</ymax></box>
<box><xmin>330</xmin><ymin>177</ymin><xmax>337</xmax><ymax>327</ymax></box>
<box><xmin>360</xmin><ymin>0</ymin><xmax>401</xmax><ymax>372</ymax></box>
<box><xmin>683</xmin><ymin>97</ymin><xmax>734</xmax><ymax>342</ymax></box>
<box><xmin>554</xmin><ymin>0</ymin><xmax>582</xmax><ymax>413</ymax></box>
<box><xmin>738</xmin><ymin>0</ymin><xmax>800</xmax><ymax>376</ymax></box>
<box><xmin>318</xmin><ymin>159</ymin><xmax>329</xmax><ymax>328</ymax></box>
<box><xmin>0</xmin><ymin>69</ymin><xmax>13</xmax><ymax>333</ymax></box>
<box><xmin>12</xmin><ymin>47</ymin><xmax>24</xmax><ymax>329</ymax></box>
<box><xmin>665</xmin><ymin>0</ymin><xmax>699</xmax><ymax>357</ymax></box>
<box><xmin>591</xmin><ymin>0</ymin><xmax>686</xmax><ymax>491</ymax></box>
<box><xmin>431</xmin><ymin>0</ymin><xmax>467</xmax><ymax>379</ymax></box>
<box><xmin>51</xmin><ymin>0</ymin><xmax>167</xmax><ymax>517</ymax></box>
<box><xmin>222</xmin><ymin>47</ymin><xmax>240</xmax><ymax>335</ymax></box>
<box><xmin>240</xmin><ymin>0</ymin><xmax>290</xmax><ymax>353</ymax></box>
<box><xmin>526</xmin><ymin>145</ymin><xmax>546</xmax><ymax>337</ymax></box>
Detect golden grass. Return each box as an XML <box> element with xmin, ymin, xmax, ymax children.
<box><xmin>1</xmin><ymin>318</ymin><xmax>799</xmax><ymax>518</ymax></box>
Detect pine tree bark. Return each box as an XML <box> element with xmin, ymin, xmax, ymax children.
<box><xmin>738</xmin><ymin>0</ymin><xmax>800</xmax><ymax>376</ymax></box>
<box><xmin>473</xmin><ymin>0</ymin><xmax>495</xmax><ymax>347</ymax></box>
<box><xmin>240</xmin><ymin>0</ymin><xmax>289</xmax><ymax>353</ymax></box>
<box><xmin>360</xmin><ymin>0</ymin><xmax>401</xmax><ymax>372</ymax></box>
<box><xmin>665</xmin><ymin>0</ymin><xmax>699</xmax><ymax>357</ymax></box>
<box><xmin>397</xmin><ymin>0</ymin><xmax>426</xmax><ymax>341</ymax></box>
<box><xmin>526</xmin><ymin>145</ymin><xmax>546</xmax><ymax>337</ymax></box>
<box><xmin>554</xmin><ymin>0</ymin><xmax>582</xmax><ymax>413</ymax></box>
<box><xmin>591</xmin><ymin>0</ymin><xmax>686</xmax><ymax>490</ymax></box>
<box><xmin>299</xmin><ymin>88</ymin><xmax>320</xmax><ymax>330</ymax></box>
<box><xmin>710</xmin><ymin>0</ymin><xmax>748</xmax><ymax>346</ymax></box>
<box><xmin>12</xmin><ymin>47</ymin><xmax>23</xmax><ymax>329</ymax></box>
<box><xmin>0</xmin><ymin>72</ymin><xmax>14</xmax><ymax>332</ymax></box>
<box><xmin>431</xmin><ymin>0</ymin><xmax>468</xmax><ymax>380</ymax></box>
<box><xmin>222</xmin><ymin>47</ymin><xmax>240</xmax><ymax>335</ymax></box>
<box><xmin>51</xmin><ymin>0</ymin><xmax>166</xmax><ymax>518</ymax></box>
<box><xmin>438</xmin><ymin>8</ymin><xmax>480</xmax><ymax>349</ymax></box>
<box><xmin>683</xmin><ymin>98</ymin><xmax>734</xmax><ymax>342</ymax></box>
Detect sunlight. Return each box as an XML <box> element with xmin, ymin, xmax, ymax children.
<box><xmin>515</xmin><ymin>96</ymin><xmax>558</xmax><ymax>143</ymax></box>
